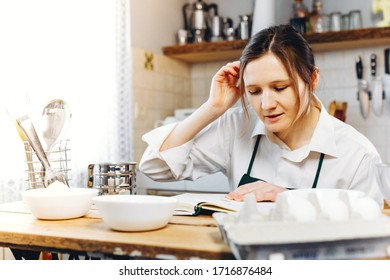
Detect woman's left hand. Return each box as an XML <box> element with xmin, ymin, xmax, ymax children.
<box><xmin>226</xmin><ymin>181</ymin><xmax>288</xmax><ymax>202</ymax></box>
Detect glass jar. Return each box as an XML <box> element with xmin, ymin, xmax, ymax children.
<box><xmin>290</xmin><ymin>0</ymin><xmax>310</xmax><ymax>33</ymax></box>
<box><xmin>310</xmin><ymin>1</ymin><xmax>328</xmax><ymax>33</ymax></box>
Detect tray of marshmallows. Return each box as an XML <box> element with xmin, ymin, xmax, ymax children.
<box><xmin>213</xmin><ymin>189</ymin><xmax>390</xmax><ymax>260</ymax></box>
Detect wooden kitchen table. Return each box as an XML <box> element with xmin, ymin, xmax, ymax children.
<box><xmin>0</xmin><ymin>202</ymin><xmax>234</xmax><ymax>260</ymax></box>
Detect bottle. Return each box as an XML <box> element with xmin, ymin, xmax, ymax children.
<box><xmin>310</xmin><ymin>0</ymin><xmax>327</xmax><ymax>33</ymax></box>
<box><xmin>289</xmin><ymin>0</ymin><xmax>310</xmax><ymax>33</ymax></box>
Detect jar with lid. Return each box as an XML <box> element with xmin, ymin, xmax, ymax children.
<box><xmin>309</xmin><ymin>0</ymin><xmax>328</xmax><ymax>33</ymax></box>
<box><xmin>289</xmin><ymin>0</ymin><xmax>310</xmax><ymax>33</ymax></box>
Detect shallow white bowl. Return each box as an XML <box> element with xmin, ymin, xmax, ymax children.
<box><xmin>22</xmin><ymin>188</ymin><xmax>99</xmax><ymax>220</ymax></box>
<box><xmin>93</xmin><ymin>195</ymin><xmax>178</xmax><ymax>232</ymax></box>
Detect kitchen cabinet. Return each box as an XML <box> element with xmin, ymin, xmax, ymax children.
<box><xmin>163</xmin><ymin>27</ymin><xmax>390</xmax><ymax>63</ymax></box>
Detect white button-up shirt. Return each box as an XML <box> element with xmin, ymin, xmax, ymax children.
<box><xmin>139</xmin><ymin>104</ymin><xmax>383</xmax><ymax>206</ymax></box>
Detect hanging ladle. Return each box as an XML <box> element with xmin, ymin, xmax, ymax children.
<box><xmin>16</xmin><ymin>114</ymin><xmax>69</xmax><ymax>188</ymax></box>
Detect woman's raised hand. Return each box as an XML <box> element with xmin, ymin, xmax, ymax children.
<box><xmin>206</xmin><ymin>61</ymin><xmax>242</xmax><ymax>116</ymax></box>
<box><xmin>159</xmin><ymin>62</ymin><xmax>241</xmax><ymax>152</ymax></box>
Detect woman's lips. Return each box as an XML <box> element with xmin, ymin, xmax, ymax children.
<box><xmin>265</xmin><ymin>113</ymin><xmax>283</xmax><ymax>121</ymax></box>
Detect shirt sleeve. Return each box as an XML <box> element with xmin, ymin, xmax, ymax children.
<box><xmin>349</xmin><ymin>151</ymin><xmax>384</xmax><ymax>208</ymax></box>
<box><xmin>139</xmin><ymin>119</ymin><xmax>229</xmax><ymax>182</ymax></box>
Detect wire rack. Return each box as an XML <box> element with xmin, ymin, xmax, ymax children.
<box><xmin>23</xmin><ymin>139</ymin><xmax>71</xmax><ymax>189</ymax></box>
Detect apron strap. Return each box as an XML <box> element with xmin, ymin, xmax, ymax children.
<box><xmin>244</xmin><ymin>135</ymin><xmax>325</xmax><ymax>189</ymax></box>
<box><xmin>311</xmin><ymin>153</ymin><xmax>325</xmax><ymax>189</ymax></box>
<box><xmin>247</xmin><ymin>135</ymin><xmax>261</xmax><ymax>175</ymax></box>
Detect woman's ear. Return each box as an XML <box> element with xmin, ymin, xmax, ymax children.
<box><xmin>311</xmin><ymin>66</ymin><xmax>320</xmax><ymax>91</ymax></box>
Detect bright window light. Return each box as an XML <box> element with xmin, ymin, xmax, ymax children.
<box><xmin>0</xmin><ymin>0</ymin><xmax>121</xmax><ymax>200</ymax></box>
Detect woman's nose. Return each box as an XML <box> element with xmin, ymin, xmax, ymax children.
<box><xmin>261</xmin><ymin>91</ymin><xmax>277</xmax><ymax>110</ymax></box>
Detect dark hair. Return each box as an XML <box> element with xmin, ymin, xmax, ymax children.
<box><xmin>239</xmin><ymin>24</ymin><xmax>318</xmax><ymax>118</ymax></box>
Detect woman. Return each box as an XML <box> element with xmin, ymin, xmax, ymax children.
<box><xmin>139</xmin><ymin>25</ymin><xmax>383</xmax><ymax>206</ymax></box>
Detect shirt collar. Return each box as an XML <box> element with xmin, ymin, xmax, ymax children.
<box><xmin>307</xmin><ymin>102</ymin><xmax>339</xmax><ymax>158</ymax></box>
<box><xmin>249</xmin><ymin>101</ymin><xmax>339</xmax><ymax>162</ymax></box>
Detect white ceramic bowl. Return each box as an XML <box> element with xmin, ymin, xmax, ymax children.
<box><xmin>22</xmin><ymin>187</ymin><xmax>99</xmax><ymax>220</ymax></box>
<box><xmin>93</xmin><ymin>195</ymin><xmax>178</xmax><ymax>232</ymax></box>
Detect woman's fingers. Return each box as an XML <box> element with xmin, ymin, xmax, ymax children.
<box><xmin>208</xmin><ymin>61</ymin><xmax>242</xmax><ymax>113</ymax></box>
<box><xmin>226</xmin><ymin>182</ymin><xmax>287</xmax><ymax>202</ymax></box>
<box><xmin>215</xmin><ymin>61</ymin><xmax>240</xmax><ymax>81</ymax></box>
<box><xmin>226</xmin><ymin>184</ymin><xmax>254</xmax><ymax>201</ymax></box>
<box><xmin>223</xmin><ymin>61</ymin><xmax>240</xmax><ymax>77</ymax></box>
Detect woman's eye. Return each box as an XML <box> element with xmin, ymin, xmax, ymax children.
<box><xmin>275</xmin><ymin>86</ymin><xmax>288</xmax><ymax>92</ymax></box>
<box><xmin>248</xmin><ymin>89</ymin><xmax>261</xmax><ymax>95</ymax></box>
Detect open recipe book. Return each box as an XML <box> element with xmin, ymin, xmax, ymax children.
<box><xmin>173</xmin><ymin>192</ymin><xmax>274</xmax><ymax>216</ymax></box>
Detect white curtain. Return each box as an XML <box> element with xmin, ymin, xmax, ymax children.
<box><xmin>0</xmin><ymin>0</ymin><xmax>132</xmax><ymax>202</ymax></box>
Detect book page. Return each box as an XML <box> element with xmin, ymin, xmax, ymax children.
<box><xmin>173</xmin><ymin>192</ymin><xmax>274</xmax><ymax>216</ymax></box>
<box><xmin>173</xmin><ymin>193</ymin><xmax>234</xmax><ymax>215</ymax></box>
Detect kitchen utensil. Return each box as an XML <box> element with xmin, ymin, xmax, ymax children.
<box><xmin>310</xmin><ymin>1</ymin><xmax>328</xmax><ymax>33</ymax></box>
<box><xmin>370</xmin><ymin>53</ymin><xmax>385</xmax><ymax>116</ymax></box>
<box><xmin>349</xmin><ymin>10</ymin><xmax>363</xmax><ymax>29</ymax></box>
<box><xmin>384</xmin><ymin>48</ymin><xmax>390</xmax><ymax>110</ymax></box>
<box><xmin>238</xmin><ymin>15</ymin><xmax>251</xmax><ymax>40</ymax></box>
<box><xmin>15</xmin><ymin>114</ymin><xmax>69</xmax><ymax>188</ymax></box>
<box><xmin>329</xmin><ymin>11</ymin><xmax>342</xmax><ymax>31</ymax></box>
<box><xmin>22</xmin><ymin>187</ymin><xmax>98</xmax><ymax>220</ymax></box>
<box><xmin>225</xmin><ymin>27</ymin><xmax>235</xmax><ymax>41</ymax></box>
<box><xmin>289</xmin><ymin>0</ymin><xmax>309</xmax><ymax>34</ymax></box>
<box><xmin>177</xmin><ymin>29</ymin><xmax>188</xmax><ymax>45</ymax></box>
<box><xmin>221</xmin><ymin>17</ymin><xmax>233</xmax><ymax>40</ymax></box>
<box><xmin>87</xmin><ymin>162</ymin><xmax>137</xmax><ymax>195</ymax></box>
<box><xmin>182</xmin><ymin>0</ymin><xmax>218</xmax><ymax>43</ymax></box>
<box><xmin>41</xmin><ymin>99</ymin><xmax>71</xmax><ymax>156</ymax></box>
<box><xmin>341</xmin><ymin>14</ymin><xmax>350</xmax><ymax>30</ymax></box>
<box><xmin>210</xmin><ymin>15</ymin><xmax>224</xmax><ymax>42</ymax></box>
<box><xmin>93</xmin><ymin>195</ymin><xmax>177</xmax><ymax>231</ymax></box>
<box><xmin>356</xmin><ymin>56</ymin><xmax>370</xmax><ymax>119</ymax></box>
<box><xmin>15</xmin><ymin>122</ymin><xmax>37</xmax><ymax>188</ymax></box>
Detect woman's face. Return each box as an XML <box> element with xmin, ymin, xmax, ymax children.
<box><xmin>243</xmin><ymin>53</ymin><xmax>306</xmax><ymax>135</ymax></box>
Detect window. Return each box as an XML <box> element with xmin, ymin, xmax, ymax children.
<box><xmin>0</xmin><ymin>0</ymin><xmax>132</xmax><ymax>202</ymax></box>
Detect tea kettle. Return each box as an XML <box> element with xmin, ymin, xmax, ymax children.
<box><xmin>183</xmin><ymin>0</ymin><xmax>218</xmax><ymax>43</ymax></box>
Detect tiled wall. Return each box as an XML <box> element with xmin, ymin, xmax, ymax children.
<box><xmin>132</xmin><ymin>45</ymin><xmax>390</xmax><ymax>165</ymax></box>
<box><xmin>131</xmin><ymin>47</ymin><xmax>191</xmax><ymax>162</ymax></box>
<box><xmin>315</xmin><ymin>46</ymin><xmax>390</xmax><ymax>163</ymax></box>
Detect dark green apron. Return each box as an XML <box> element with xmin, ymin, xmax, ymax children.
<box><xmin>237</xmin><ymin>135</ymin><xmax>325</xmax><ymax>189</ymax></box>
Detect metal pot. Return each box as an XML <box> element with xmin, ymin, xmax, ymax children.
<box><xmin>182</xmin><ymin>0</ymin><xmax>218</xmax><ymax>42</ymax></box>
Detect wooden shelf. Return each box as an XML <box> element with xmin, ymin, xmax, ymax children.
<box><xmin>163</xmin><ymin>27</ymin><xmax>390</xmax><ymax>63</ymax></box>
<box><xmin>163</xmin><ymin>39</ymin><xmax>247</xmax><ymax>63</ymax></box>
